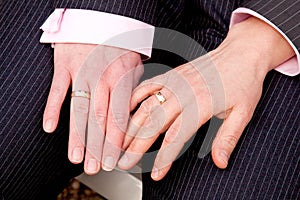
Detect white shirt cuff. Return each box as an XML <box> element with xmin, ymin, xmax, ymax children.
<box><xmin>40</xmin><ymin>9</ymin><xmax>155</xmax><ymax>58</ymax></box>
<box><xmin>230</xmin><ymin>8</ymin><xmax>300</xmax><ymax>76</ymax></box>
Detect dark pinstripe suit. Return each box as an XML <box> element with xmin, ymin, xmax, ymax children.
<box><xmin>0</xmin><ymin>1</ymin><xmax>83</xmax><ymax>199</ymax></box>
<box><xmin>0</xmin><ymin>0</ymin><xmax>299</xmax><ymax>199</ymax></box>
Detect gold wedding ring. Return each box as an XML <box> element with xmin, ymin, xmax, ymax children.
<box><xmin>154</xmin><ymin>91</ymin><xmax>166</xmax><ymax>104</ymax></box>
<box><xmin>71</xmin><ymin>90</ymin><xmax>91</xmax><ymax>99</ymax></box>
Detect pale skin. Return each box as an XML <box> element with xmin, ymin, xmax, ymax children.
<box><xmin>43</xmin><ymin>45</ymin><xmax>143</xmax><ymax>175</ymax></box>
<box><xmin>43</xmin><ymin>17</ymin><xmax>294</xmax><ymax>178</ymax></box>
<box><xmin>117</xmin><ymin>17</ymin><xmax>295</xmax><ymax>180</ymax></box>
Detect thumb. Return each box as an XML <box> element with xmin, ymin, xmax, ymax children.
<box><xmin>211</xmin><ymin>105</ymin><xmax>253</xmax><ymax>169</ymax></box>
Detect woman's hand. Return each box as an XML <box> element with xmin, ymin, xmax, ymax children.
<box><xmin>43</xmin><ymin>44</ymin><xmax>144</xmax><ymax>174</ymax></box>
<box><xmin>118</xmin><ymin>17</ymin><xmax>295</xmax><ymax>180</ymax></box>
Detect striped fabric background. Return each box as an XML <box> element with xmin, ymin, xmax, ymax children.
<box><xmin>0</xmin><ymin>0</ymin><xmax>299</xmax><ymax>199</ymax></box>
<box><xmin>0</xmin><ymin>1</ymin><xmax>83</xmax><ymax>199</ymax></box>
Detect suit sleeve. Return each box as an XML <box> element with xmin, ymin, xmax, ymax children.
<box><xmin>242</xmin><ymin>0</ymin><xmax>300</xmax><ymax>53</ymax></box>
<box><xmin>54</xmin><ymin>0</ymin><xmax>159</xmax><ymax>25</ymax></box>
<box><xmin>54</xmin><ymin>0</ymin><xmax>186</xmax><ymax>28</ymax></box>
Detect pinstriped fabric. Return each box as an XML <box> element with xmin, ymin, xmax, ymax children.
<box><xmin>245</xmin><ymin>0</ymin><xmax>300</xmax><ymax>52</ymax></box>
<box><xmin>55</xmin><ymin>0</ymin><xmax>160</xmax><ymax>25</ymax></box>
<box><xmin>140</xmin><ymin>0</ymin><xmax>300</xmax><ymax>200</ymax></box>
<box><xmin>0</xmin><ymin>0</ymin><xmax>84</xmax><ymax>199</ymax></box>
<box><xmin>1</xmin><ymin>0</ymin><xmax>299</xmax><ymax>199</ymax></box>
<box><xmin>58</xmin><ymin>0</ymin><xmax>299</xmax><ymax>199</ymax></box>
<box><xmin>143</xmin><ymin>72</ymin><xmax>300</xmax><ymax>200</ymax></box>
<box><xmin>0</xmin><ymin>0</ymin><xmax>163</xmax><ymax>199</ymax></box>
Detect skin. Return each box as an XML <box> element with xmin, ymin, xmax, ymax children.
<box><xmin>117</xmin><ymin>17</ymin><xmax>295</xmax><ymax>181</ymax></box>
<box><xmin>43</xmin><ymin>44</ymin><xmax>144</xmax><ymax>175</ymax></box>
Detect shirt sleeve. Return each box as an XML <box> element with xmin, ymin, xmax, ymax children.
<box><xmin>230</xmin><ymin>8</ymin><xmax>300</xmax><ymax>76</ymax></box>
<box><xmin>40</xmin><ymin>9</ymin><xmax>155</xmax><ymax>58</ymax></box>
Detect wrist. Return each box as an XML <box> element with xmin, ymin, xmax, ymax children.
<box><xmin>223</xmin><ymin>16</ymin><xmax>295</xmax><ymax>72</ymax></box>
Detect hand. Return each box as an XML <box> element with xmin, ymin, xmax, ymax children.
<box><xmin>118</xmin><ymin>17</ymin><xmax>295</xmax><ymax>180</ymax></box>
<box><xmin>43</xmin><ymin>44</ymin><xmax>144</xmax><ymax>174</ymax></box>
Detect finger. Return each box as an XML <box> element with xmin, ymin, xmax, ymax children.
<box><xmin>100</xmin><ymin>58</ymin><xmax>139</xmax><ymax>171</ymax></box>
<box><xmin>151</xmin><ymin>116</ymin><xmax>185</xmax><ymax>181</ymax></box>
<box><xmin>151</xmin><ymin>102</ymin><xmax>202</xmax><ymax>180</ymax></box>
<box><xmin>43</xmin><ymin>68</ymin><xmax>70</xmax><ymax>133</ymax></box>
<box><xmin>68</xmin><ymin>91</ymin><xmax>90</xmax><ymax>164</ymax></box>
<box><xmin>133</xmin><ymin>63</ymin><xmax>144</xmax><ymax>87</ymax></box>
<box><xmin>84</xmin><ymin>80</ymin><xmax>109</xmax><ymax>175</ymax></box>
<box><xmin>102</xmin><ymin>65</ymin><xmax>135</xmax><ymax>171</ymax></box>
<box><xmin>118</xmin><ymin>90</ymin><xmax>180</xmax><ymax>170</ymax></box>
<box><xmin>211</xmin><ymin>105</ymin><xmax>253</xmax><ymax>169</ymax></box>
<box><xmin>122</xmin><ymin>87</ymin><xmax>177</xmax><ymax>150</ymax></box>
<box><xmin>130</xmin><ymin>74</ymin><xmax>167</xmax><ymax>111</ymax></box>
<box><xmin>122</xmin><ymin>98</ymin><xmax>153</xmax><ymax>150</ymax></box>
<box><xmin>102</xmin><ymin>85</ymin><xmax>131</xmax><ymax>171</ymax></box>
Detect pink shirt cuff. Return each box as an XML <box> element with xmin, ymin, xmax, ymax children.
<box><xmin>230</xmin><ymin>8</ymin><xmax>300</xmax><ymax>76</ymax></box>
<box><xmin>40</xmin><ymin>9</ymin><xmax>155</xmax><ymax>58</ymax></box>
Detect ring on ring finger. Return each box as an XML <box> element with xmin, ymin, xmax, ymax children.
<box><xmin>154</xmin><ymin>91</ymin><xmax>166</xmax><ymax>104</ymax></box>
<box><xmin>71</xmin><ymin>90</ymin><xmax>91</xmax><ymax>99</ymax></box>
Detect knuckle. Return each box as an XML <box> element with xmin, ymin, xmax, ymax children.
<box><xmin>47</xmin><ymin>87</ymin><xmax>65</xmax><ymax>108</ymax></box>
<box><xmin>140</xmin><ymin>100</ymin><xmax>152</xmax><ymax>113</ymax></box>
<box><xmin>155</xmin><ymin>151</ymin><xmax>174</xmax><ymax>167</ymax></box>
<box><xmin>50</xmin><ymin>86</ymin><xmax>65</xmax><ymax>98</ymax></box>
<box><xmin>164</xmin><ymin>128</ymin><xmax>179</xmax><ymax>145</ymax></box>
<box><xmin>163</xmin><ymin>134</ymin><xmax>174</xmax><ymax>146</ymax></box>
<box><xmin>129</xmin><ymin>117</ymin><xmax>143</xmax><ymax>131</ymax></box>
<box><xmin>155</xmin><ymin>155</ymin><xmax>169</xmax><ymax>167</ymax></box>
<box><xmin>87</xmin><ymin>144</ymin><xmax>100</xmax><ymax>152</ymax></box>
<box><xmin>128</xmin><ymin>141</ymin><xmax>141</xmax><ymax>153</ymax></box>
<box><xmin>44</xmin><ymin>105</ymin><xmax>60</xmax><ymax>117</ymax></box>
<box><xmin>112</xmin><ymin>113</ymin><xmax>128</xmax><ymax>131</ymax></box>
<box><xmin>221</xmin><ymin>134</ymin><xmax>239</xmax><ymax>149</ymax></box>
<box><xmin>139</xmin><ymin>126</ymin><xmax>157</xmax><ymax>140</ymax></box>
<box><xmin>112</xmin><ymin>112</ymin><xmax>127</xmax><ymax>123</ymax></box>
<box><xmin>89</xmin><ymin>112</ymin><xmax>106</xmax><ymax>126</ymax></box>
<box><xmin>94</xmin><ymin>112</ymin><xmax>107</xmax><ymax>123</ymax></box>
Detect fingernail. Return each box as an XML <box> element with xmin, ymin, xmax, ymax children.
<box><xmin>72</xmin><ymin>147</ymin><xmax>82</xmax><ymax>163</ymax></box>
<box><xmin>103</xmin><ymin>156</ymin><xmax>115</xmax><ymax>171</ymax></box>
<box><xmin>87</xmin><ymin>159</ymin><xmax>98</xmax><ymax>174</ymax></box>
<box><xmin>44</xmin><ymin>120</ymin><xmax>53</xmax><ymax>132</ymax></box>
<box><xmin>118</xmin><ymin>154</ymin><xmax>129</xmax><ymax>167</ymax></box>
<box><xmin>219</xmin><ymin>151</ymin><xmax>229</xmax><ymax>165</ymax></box>
<box><xmin>151</xmin><ymin>167</ymin><xmax>159</xmax><ymax>179</ymax></box>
